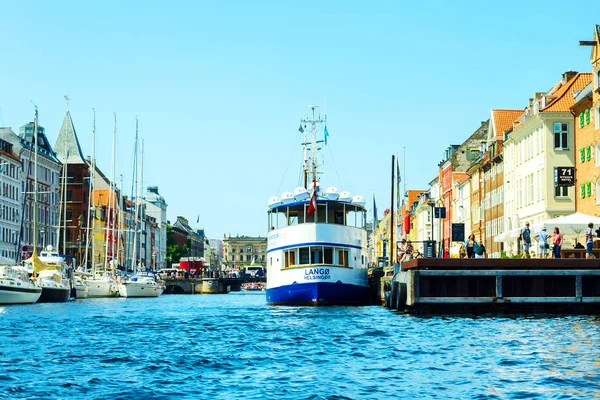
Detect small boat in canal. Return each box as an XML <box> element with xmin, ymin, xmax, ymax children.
<box><xmin>0</xmin><ymin>264</ymin><xmax>42</xmax><ymax>304</ymax></box>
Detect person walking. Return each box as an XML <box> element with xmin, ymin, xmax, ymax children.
<box><xmin>520</xmin><ymin>222</ymin><xmax>532</xmax><ymax>258</ymax></box>
<box><xmin>535</xmin><ymin>226</ymin><xmax>550</xmax><ymax>259</ymax></box>
<box><xmin>585</xmin><ymin>222</ymin><xmax>596</xmax><ymax>259</ymax></box>
<box><xmin>465</xmin><ymin>234</ymin><xmax>477</xmax><ymax>259</ymax></box>
<box><xmin>551</xmin><ymin>227</ymin><xmax>563</xmax><ymax>259</ymax></box>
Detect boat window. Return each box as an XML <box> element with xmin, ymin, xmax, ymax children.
<box><xmin>299</xmin><ymin>247</ymin><xmax>310</xmax><ymax>264</ymax></box>
<box><xmin>337</xmin><ymin>249</ymin><xmax>348</xmax><ymax>267</ymax></box>
<box><xmin>311</xmin><ymin>247</ymin><xmax>322</xmax><ymax>264</ymax></box>
<box><xmin>288</xmin><ymin>211</ymin><xmax>299</xmax><ymax>226</ymax></box>
<box><xmin>334</xmin><ymin>211</ymin><xmax>344</xmax><ymax>224</ymax></box>
<box><xmin>324</xmin><ymin>247</ymin><xmax>333</xmax><ymax>264</ymax></box>
<box><xmin>284</xmin><ymin>249</ymin><xmax>295</xmax><ymax>267</ymax></box>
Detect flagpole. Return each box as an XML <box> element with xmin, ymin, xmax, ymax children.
<box><xmin>390</xmin><ymin>154</ymin><xmax>394</xmax><ymax>267</ymax></box>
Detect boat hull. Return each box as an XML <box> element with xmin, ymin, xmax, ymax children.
<box><xmin>75</xmin><ymin>286</ymin><xmax>89</xmax><ymax>299</ymax></box>
<box><xmin>0</xmin><ymin>286</ymin><xmax>42</xmax><ymax>304</ymax></box>
<box><xmin>38</xmin><ymin>287</ymin><xmax>71</xmax><ymax>303</ymax></box>
<box><xmin>266</xmin><ymin>282</ymin><xmax>370</xmax><ymax>306</ymax></box>
<box><xmin>87</xmin><ymin>281</ymin><xmax>118</xmax><ymax>298</ymax></box>
<box><xmin>118</xmin><ymin>282</ymin><xmax>164</xmax><ymax>298</ymax></box>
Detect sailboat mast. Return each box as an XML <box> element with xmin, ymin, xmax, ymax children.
<box><xmin>62</xmin><ymin>139</ymin><xmax>68</xmax><ymax>255</ymax></box>
<box><xmin>83</xmin><ymin>109</ymin><xmax>95</xmax><ymax>269</ymax></box>
<box><xmin>110</xmin><ymin>114</ymin><xmax>117</xmax><ymax>268</ymax></box>
<box><xmin>139</xmin><ymin>139</ymin><xmax>144</xmax><ymax>269</ymax></box>
<box><xmin>130</xmin><ymin>119</ymin><xmax>139</xmax><ymax>273</ymax></box>
<box><xmin>118</xmin><ymin>174</ymin><xmax>123</xmax><ymax>266</ymax></box>
<box><xmin>56</xmin><ymin>140</ymin><xmax>66</xmax><ymax>251</ymax></box>
<box><xmin>32</xmin><ymin>107</ymin><xmax>39</xmax><ymax>255</ymax></box>
<box><xmin>103</xmin><ymin>113</ymin><xmax>116</xmax><ymax>272</ymax></box>
<box><xmin>390</xmin><ymin>154</ymin><xmax>395</xmax><ymax>267</ymax></box>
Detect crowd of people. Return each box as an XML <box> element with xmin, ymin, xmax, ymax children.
<box><xmin>455</xmin><ymin>222</ymin><xmax>598</xmax><ymax>260</ymax></box>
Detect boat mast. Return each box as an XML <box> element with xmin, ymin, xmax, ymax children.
<box><xmin>118</xmin><ymin>174</ymin><xmax>123</xmax><ymax>267</ymax></box>
<box><xmin>130</xmin><ymin>119</ymin><xmax>139</xmax><ymax>273</ymax></box>
<box><xmin>103</xmin><ymin>113</ymin><xmax>116</xmax><ymax>272</ymax></box>
<box><xmin>125</xmin><ymin>120</ymin><xmax>138</xmax><ymax>273</ymax></box>
<box><xmin>110</xmin><ymin>114</ymin><xmax>118</xmax><ymax>269</ymax></box>
<box><xmin>56</xmin><ymin>138</ymin><xmax>67</xmax><ymax>252</ymax></box>
<box><xmin>139</xmin><ymin>139</ymin><xmax>144</xmax><ymax>269</ymax></box>
<box><xmin>32</xmin><ymin>106</ymin><xmax>39</xmax><ymax>256</ymax></box>
<box><xmin>62</xmin><ymin>139</ymin><xmax>68</xmax><ymax>255</ymax></box>
<box><xmin>83</xmin><ymin>109</ymin><xmax>95</xmax><ymax>270</ymax></box>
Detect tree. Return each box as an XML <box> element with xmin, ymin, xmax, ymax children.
<box><xmin>166</xmin><ymin>225</ymin><xmax>189</xmax><ymax>266</ymax></box>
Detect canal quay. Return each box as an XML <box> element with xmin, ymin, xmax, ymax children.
<box><xmin>381</xmin><ymin>258</ymin><xmax>600</xmax><ymax>314</ymax></box>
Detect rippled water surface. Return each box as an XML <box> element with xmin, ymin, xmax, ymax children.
<box><xmin>1</xmin><ymin>293</ymin><xmax>600</xmax><ymax>399</ymax></box>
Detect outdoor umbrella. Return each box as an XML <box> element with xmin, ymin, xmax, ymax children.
<box><xmin>541</xmin><ymin>212</ymin><xmax>600</xmax><ymax>238</ymax></box>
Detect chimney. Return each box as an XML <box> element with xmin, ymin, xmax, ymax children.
<box><xmin>562</xmin><ymin>70</ymin><xmax>577</xmax><ymax>83</ymax></box>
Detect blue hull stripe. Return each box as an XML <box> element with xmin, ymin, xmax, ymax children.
<box><xmin>266</xmin><ymin>282</ymin><xmax>370</xmax><ymax>305</ymax></box>
<box><xmin>267</xmin><ymin>241</ymin><xmax>363</xmax><ymax>254</ymax></box>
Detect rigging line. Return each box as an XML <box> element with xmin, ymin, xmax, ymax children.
<box><xmin>275</xmin><ymin>136</ymin><xmax>301</xmax><ymax>195</ymax></box>
<box><xmin>322</xmin><ymin>143</ymin><xmax>350</xmax><ymax>192</ymax></box>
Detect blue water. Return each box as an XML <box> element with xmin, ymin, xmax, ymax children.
<box><xmin>1</xmin><ymin>294</ymin><xmax>600</xmax><ymax>399</ymax></box>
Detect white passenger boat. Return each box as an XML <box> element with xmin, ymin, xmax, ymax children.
<box><xmin>266</xmin><ymin>106</ymin><xmax>370</xmax><ymax>305</ymax></box>
<box><xmin>0</xmin><ymin>264</ymin><xmax>42</xmax><ymax>304</ymax></box>
<box><xmin>118</xmin><ymin>272</ymin><xmax>164</xmax><ymax>298</ymax></box>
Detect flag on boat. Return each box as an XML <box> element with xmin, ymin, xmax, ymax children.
<box><xmin>298</xmin><ymin>124</ymin><xmax>304</xmax><ymax>134</ymax></box>
<box><xmin>324</xmin><ymin>125</ymin><xmax>329</xmax><ymax>145</ymax></box>
<box><xmin>372</xmin><ymin>193</ymin><xmax>377</xmax><ymax>231</ymax></box>
<box><xmin>197</xmin><ymin>214</ymin><xmax>199</xmax><ymax>223</ymax></box>
<box><xmin>307</xmin><ymin>179</ymin><xmax>317</xmax><ymax>216</ymax></box>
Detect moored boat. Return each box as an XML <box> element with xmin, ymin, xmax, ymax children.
<box><xmin>118</xmin><ymin>272</ymin><xmax>164</xmax><ymax>298</ymax></box>
<box><xmin>0</xmin><ymin>265</ymin><xmax>42</xmax><ymax>304</ymax></box>
<box><xmin>29</xmin><ymin>246</ymin><xmax>72</xmax><ymax>303</ymax></box>
<box><xmin>266</xmin><ymin>107</ymin><xmax>370</xmax><ymax>305</ymax></box>
<box><xmin>86</xmin><ymin>272</ymin><xmax>119</xmax><ymax>298</ymax></box>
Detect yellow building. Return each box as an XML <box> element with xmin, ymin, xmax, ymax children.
<box><xmin>576</xmin><ymin>26</ymin><xmax>600</xmax><ymax>214</ymax></box>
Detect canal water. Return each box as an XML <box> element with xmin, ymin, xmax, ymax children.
<box><xmin>1</xmin><ymin>293</ymin><xmax>600</xmax><ymax>399</ymax></box>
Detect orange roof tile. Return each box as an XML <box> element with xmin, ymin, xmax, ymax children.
<box><xmin>541</xmin><ymin>73</ymin><xmax>592</xmax><ymax>112</ymax></box>
<box><xmin>491</xmin><ymin>109</ymin><xmax>523</xmax><ymax>139</ymax></box>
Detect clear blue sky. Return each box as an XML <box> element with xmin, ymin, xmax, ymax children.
<box><xmin>0</xmin><ymin>1</ymin><xmax>596</xmax><ymax>239</ymax></box>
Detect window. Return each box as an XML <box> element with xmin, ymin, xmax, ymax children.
<box><xmin>246</xmin><ymin>246</ymin><xmax>252</xmax><ymax>253</ymax></box>
<box><xmin>66</xmin><ymin>191</ymin><xmax>72</xmax><ymax>201</ymax></box>
<box><xmin>596</xmin><ymin>179</ymin><xmax>600</xmax><ymax>205</ymax></box>
<box><xmin>553</xmin><ymin>122</ymin><xmax>568</xmax><ymax>149</ymax></box>
<box><xmin>66</xmin><ymin>209</ymin><xmax>72</xmax><ymax>220</ymax></box>
<box><xmin>596</xmin><ymin>141</ymin><xmax>600</xmax><ymax>167</ymax></box>
<box><xmin>555</xmin><ymin>186</ymin><xmax>568</xmax><ymax>198</ymax></box>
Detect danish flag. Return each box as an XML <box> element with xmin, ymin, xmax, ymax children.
<box><xmin>307</xmin><ymin>179</ymin><xmax>318</xmax><ymax>216</ymax></box>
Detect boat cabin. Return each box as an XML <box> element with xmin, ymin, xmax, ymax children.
<box><xmin>268</xmin><ymin>200</ymin><xmax>366</xmax><ymax>230</ymax></box>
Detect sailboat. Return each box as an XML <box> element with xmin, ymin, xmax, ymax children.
<box><xmin>86</xmin><ymin>111</ymin><xmax>119</xmax><ymax>298</ymax></box>
<box><xmin>118</xmin><ymin>123</ymin><xmax>164</xmax><ymax>298</ymax></box>
<box><xmin>0</xmin><ymin>259</ymin><xmax>42</xmax><ymax>304</ymax></box>
<box><xmin>26</xmin><ymin>107</ymin><xmax>71</xmax><ymax>303</ymax></box>
<box><xmin>0</xmin><ymin>156</ymin><xmax>42</xmax><ymax>304</ymax></box>
<box><xmin>266</xmin><ymin>106</ymin><xmax>370</xmax><ymax>305</ymax></box>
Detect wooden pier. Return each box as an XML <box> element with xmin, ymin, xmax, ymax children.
<box><xmin>387</xmin><ymin>259</ymin><xmax>600</xmax><ymax>313</ymax></box>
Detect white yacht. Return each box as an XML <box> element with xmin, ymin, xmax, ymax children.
<box><xmin>86</xmin><ymin>272</ymin><xmax>119</xmax><ymax>298</ymax></box>
<box><xmin>29</xmin><ymin>246</ymin><xmax>72</xmax><ymax>303</ymax></box>
<box><xmin>0</xmin><ymin>264</ymin><xmax>42</xmax><ymax>304</ymax></box>
<box><xmin>266</xmin><ymin>107</ymin><xmax>370</xmax><ymax>305</ymax></box>
<box><xmin>73</xmin><ymin>271</ymin><xmax>90</xmax><ymax>299</ymax></box>
<box><xmin>118</xmin><ymin>272</ymin><xmax>164</xmax><ymax>298</ymax></box>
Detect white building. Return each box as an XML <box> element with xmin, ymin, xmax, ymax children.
<box><xmin>144</xmin><ymin>186</ymin><xmax>168</xmax><ymax>269</ymax></box>
<box><xmin>0</xmin><ymin>123</ymin><xmax>62</xmax><ymax>260</ymax></box>
<box><xmin>0</xmin><ymin>138</ymin><xmax>22</xmax><ymax>262</ymax></box>
<box><xmin>504</xmin><ymin>72</ymin><xmax>591</xmax><ymax>239</ymax></box>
